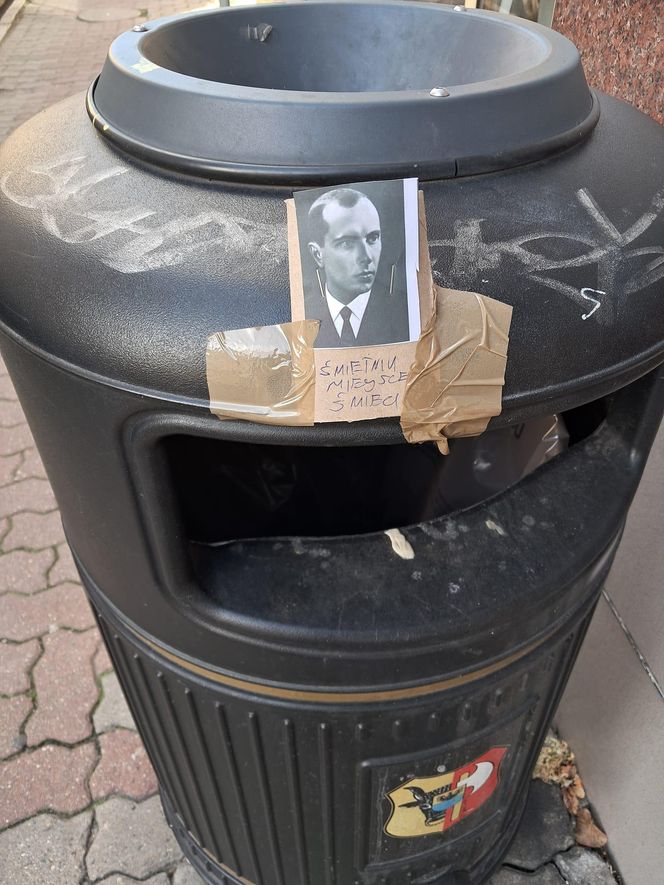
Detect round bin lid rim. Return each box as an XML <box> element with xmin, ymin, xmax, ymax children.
<box><xmin>107</xmin><ymin>3</ymin><xmax>563</xmax><ymax>105</ymax></box>
<box><xmin>89</xmin><ymin>1</ymin><xmax>597</xmax><ymax>181</ymax></box>
<box><xmin>87</xmin><ymin>83</ymin><xmax>601</xmax><ymax>184</ymax></box>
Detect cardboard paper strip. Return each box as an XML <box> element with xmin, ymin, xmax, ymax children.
<box><xmin>206</xmin><ymin>320</ymin><xmax>319</xmax><ymax>426</ymax></box>
<box><xmin>286</xmin><ymin>192</ymin><xmax>436</xmax><ymax>423</ymax></box>
<box><xmin>400</xmin><ymin>287</ymin><xmax>513</xmax><ymax>454</ymax></box>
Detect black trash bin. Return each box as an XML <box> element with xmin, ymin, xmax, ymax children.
<box><xmin>0</xmin><ymin>3</ymin><xmax>663</xmax><ymax>883</ymax></box>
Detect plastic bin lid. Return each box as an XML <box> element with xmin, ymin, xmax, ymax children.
<box><xmin>89</xmin><ymin>0</ymin><xmax>598</xmax><ymax>181</ymax></box>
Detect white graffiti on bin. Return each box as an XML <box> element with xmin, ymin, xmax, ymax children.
<box><xmin>2</xmin><ymin>156</ymin><xmax>663</xmax><ymax>307</ymax></box>
<box><xmin>429</xmin><ymin>187</ymin><xmax>664</xmax><ymax>322</ymax></box>
<box><xmin>0</xmin><ymin>154</ymin><xmax>286</xmax><ymax>274</ymax></box>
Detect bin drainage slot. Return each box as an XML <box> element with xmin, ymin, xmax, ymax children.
<box><xmin>161</xmin><ymin>402</ymin><xmax>605</xmax><ymax>547</ymax></box>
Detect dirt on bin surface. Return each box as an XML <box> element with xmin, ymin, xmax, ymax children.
<box><xmin>0</xmin><ymin>1</ymin><xmax>621</xmax><ymax>882</ymax></box>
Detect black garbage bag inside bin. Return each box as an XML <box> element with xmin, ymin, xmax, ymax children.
<box><xmin>166</xmin><ymin>414</ymin><xmax>570</xmax><ymax>545</ymax></box>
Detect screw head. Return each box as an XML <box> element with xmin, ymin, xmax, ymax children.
<box><xmin>430</xmin><ymin>86</ymin><xmax>450</xmax><ymax>97</ymax></box>
<box><xmin>132</xmin><ymin>24</ymin><xmax>147</xmax><ymax>32</ymax></box>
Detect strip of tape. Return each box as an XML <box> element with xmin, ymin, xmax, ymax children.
<box><xmin>400</xmin><ymin>286</ymin><xmax>513</xmax><ymax>454</ymax></box>
<box><xmin>206</xmin><ymin>190</ymin><xmax>511</xmax><ymax>446</ymax></box>
<box><xmin>206</xmin><ymin>320</ymin><xmax>319</xmax><ymax>426</ymax></box>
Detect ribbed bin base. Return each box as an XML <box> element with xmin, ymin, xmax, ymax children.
<box><xmin>160</xmin><ymin>785</ymin><xmax>529</xmax><ymax>885</ymax></box>
<box><xmin>84</xmin><ymin>569</ymin><xmax>605</xmax><ymax>885</ymax></box>
<box><xmin>162</xmin><ymin>788</ymin><xmax>245</xmax><ymax>884</ymax></box>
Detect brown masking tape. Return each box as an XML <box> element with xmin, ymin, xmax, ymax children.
<box><xmin>401</xmin><ymin>286</ymin><xmax>513</xmax><ymax>454</ymax></box>
<box><xmin>206</xmin><ymin>320</ymin><xmax>319</xmax><ymax>426</ymax></box>
<box><xmin>206</xmin><ymin>190</ymin><xmax>511</xmax><ymax>440</ymax></box>
<box><xmin>415</xmin><ymin>191</ymin><xmax>436</xmax><ymax>331</ymax></box>
<box><xmin>286</xmin><ymin>198</ymin><xmax>306</xmax><ymax>322</ymax></box>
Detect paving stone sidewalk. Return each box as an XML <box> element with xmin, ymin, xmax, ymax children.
<box><xmin>0</xmin><ymin>1</ymin><xmax>621</xmax><ymax>882</ymax></box>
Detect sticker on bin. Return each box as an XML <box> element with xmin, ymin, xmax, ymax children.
<box><xmin>385</xmin><ymin>746</ymin><xmax>507</xmax><ymax>838</ymax></box>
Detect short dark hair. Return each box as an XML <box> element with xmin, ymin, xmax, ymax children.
<box><xmin>307</xmin><ymin>188</ymin><xmax>376</xmax><ymax>246</ymax></box>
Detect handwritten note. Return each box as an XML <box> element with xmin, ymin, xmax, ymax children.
<box><xmin>314</xmin><ymin>342</ymin><xmax>417</xmax><ymax>422</ymax></box>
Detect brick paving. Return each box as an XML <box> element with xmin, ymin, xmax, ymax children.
<box><xmin>0</xmin><ymin>0</ymin><xmax>212</xmax><ymax>877</ymax></box>
<box><xmin>0</xmin><ymin>0</ymin><xmax>620</xmax><ymax>882</ymax></box>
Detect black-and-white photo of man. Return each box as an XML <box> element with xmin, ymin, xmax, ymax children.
<box><xmin>294</xmin><ymin>179</ymin><xmax>420</xmax><ymax>348</ymax></box>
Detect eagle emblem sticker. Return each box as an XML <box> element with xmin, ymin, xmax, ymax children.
<box><xmin>384</xmin><ymin>746</ymin><xmax>507</xmax><ymax>838</ymax></box>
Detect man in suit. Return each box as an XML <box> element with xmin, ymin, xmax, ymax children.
<box><xmin>304</xmin><ymin>188</ymin><xmax>410</xmax><ymax>348</ymax></box>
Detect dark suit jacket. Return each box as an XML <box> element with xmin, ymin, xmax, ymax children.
<box><xmin>304</xmin><ymin>284</ymin><xmax>410</xmax><ymax>348</ymax></box>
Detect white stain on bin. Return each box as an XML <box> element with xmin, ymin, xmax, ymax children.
<box><xmin>485</xmin><ymin>519</ymin><xmax>507</xmax><ymax>537</ymax></box>
<box><xmin>385</xmin><ymin>529</ymin><xmax>415</xmax><ymax>560</ymax></box>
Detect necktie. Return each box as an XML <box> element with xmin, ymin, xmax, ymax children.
<box><xmin>339</xmin><ymin>305</ymin><xmax>356</xmax><ymax>345</ymax></box>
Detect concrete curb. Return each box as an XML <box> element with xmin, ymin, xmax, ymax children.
<box><xmin>0</xmin><ymin>0</ymin><xmax>28</xmax><ymax>46</ymax></box>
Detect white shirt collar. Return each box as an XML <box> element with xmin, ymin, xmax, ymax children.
<box><xmin>325</xmin><ymin>287</ymin><xmax>371</xmax><ymax>338</ymax></box>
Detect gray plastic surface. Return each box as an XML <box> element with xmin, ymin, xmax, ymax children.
<box><xmin>91</xmin><ymin>0</ymin><xmax>597</xmax><ymax>180</ymax></box>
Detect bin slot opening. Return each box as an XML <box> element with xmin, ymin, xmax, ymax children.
<box><xmin>160</xmin><ymin>403</ymin><xmax>604</xmax><ymax>545</ymax></box>
<box><xmin>562</xmin><ymin>398</ymin><xmax>607</xmax><ymax>446</ymax></box>
<box><xmin>162</xmin><ymin>437</ymin><xmax>450</xmax><ymax>543</ymax></box>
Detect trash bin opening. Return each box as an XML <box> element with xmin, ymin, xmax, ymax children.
<box><xmin>163</xmin><ymin>437</ymin><xmax>449</xmax><ymax>543</ymax></box>
<box><xmin>562</xmin><ymin>396</ymin><xmax>607</xmax><ymax>446</ymax></box>
<box><xmin>160</xmin><ymin>400</ymin><xmax>605</xmax><ymax>547</ymax></box>
<box><xmin>140</xmin><ymin>4</ymin><xmax>548</xmax><ymax>93</ymax></box>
